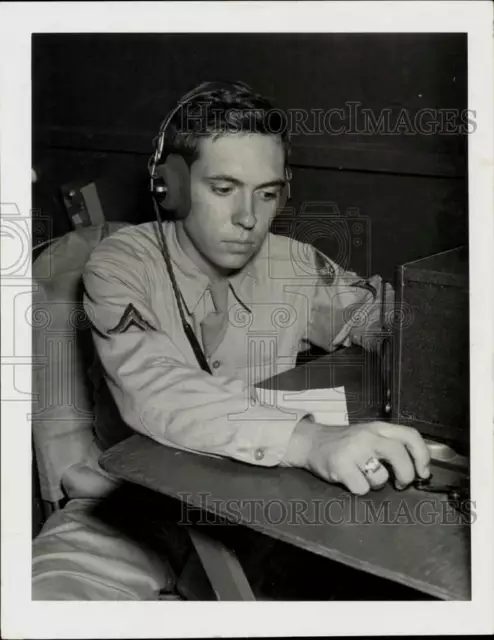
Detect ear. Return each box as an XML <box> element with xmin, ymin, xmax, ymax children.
<box><xmin>278</xmin><ymin>166</ymin><xmax>292</xmax><ymax>209</ymax></box>
<box><xmin>278</xmin><ymin>183</ymin><xmax>289</xmax><ymax>209</ymax></box>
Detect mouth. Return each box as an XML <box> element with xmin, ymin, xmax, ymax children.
<box><xmin>223</xmin><ymin>240</ymin><xmax>255</xmax><ymax>252</ymax></box>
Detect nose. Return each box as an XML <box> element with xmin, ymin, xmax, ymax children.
<box><xmin>232</xmin><ymin>191</ymin><xmax>256</xmax><ymax>230</ymax></box>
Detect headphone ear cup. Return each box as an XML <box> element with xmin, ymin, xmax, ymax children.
<box><xmin>156</xmin><ymin>154</ymin><xmax>191</xmax><ymax>219</ymax></box>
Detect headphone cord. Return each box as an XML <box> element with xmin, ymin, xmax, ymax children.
<box><xmin>152</xmin><ymin>198</ymin><xmax>212</xmax><ymax>375</ymax></box>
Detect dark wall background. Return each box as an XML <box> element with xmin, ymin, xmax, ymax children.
<box><xmin>32</xmin><ymin>33</ymin><xmax>468</xmax><ymax>282</ymax></box>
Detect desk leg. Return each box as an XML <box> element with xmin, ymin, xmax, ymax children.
<box><xmin>180</xmin><ymin>528</ymin><xmax>256</xmax><ymax>601</ymax></box>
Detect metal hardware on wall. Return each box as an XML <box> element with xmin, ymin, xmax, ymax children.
<box><xmin>61</xmin><ymin>181</ymin><xmax>105</xmax><ymax>229</ymax></box>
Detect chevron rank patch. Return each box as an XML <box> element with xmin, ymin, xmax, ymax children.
<box><xmin>107</xmin><ymin>303</ymin><xmax>157</xmax><ymax>334</ymax></box>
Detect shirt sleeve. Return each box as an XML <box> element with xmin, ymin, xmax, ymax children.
<box><xmin>304</xmin><ymin>248</ymin><xmax>395</xmax><ymax>353</ymax></box>
<box><xmin>82</xmin><ymin>251</ymin><xmax>308</xmax><ymax>467</ymax></box>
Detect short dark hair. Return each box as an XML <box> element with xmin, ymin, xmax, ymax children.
<box><xmin>158</xmin><ymin>80</ymin><xmax>291</xmax><ymax>167</ymax></box>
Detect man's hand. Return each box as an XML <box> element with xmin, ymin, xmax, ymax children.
<box><xmin>284</xmin><ymin>418</ymin><xmax>431</xmax><ymax>495</ymax></box>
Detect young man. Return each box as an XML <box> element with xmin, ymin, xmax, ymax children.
<box><xmin>83</xmin><ymin>80</ymin><xmax>430</xmax><ymax>490</ymax></box>
<box><xmin>33</xmin><ymin>80</ymin><xmax>430</xmax><ymax>600</ymax></box>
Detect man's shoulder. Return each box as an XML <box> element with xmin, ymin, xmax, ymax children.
<box><xmin>85</xmin><ymin>221</ymin><xmax>159</xmax><ymax>271</ymax></box>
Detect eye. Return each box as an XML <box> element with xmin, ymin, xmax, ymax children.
<box><xmin>211</xmin><ymin>184</ymin><xmax>235</xmax><ymax>196</ymax></box>
<box><xmin>258</xmin><ymin>190</ymin><xmax>279</xmax><ymax>202</ymax></box>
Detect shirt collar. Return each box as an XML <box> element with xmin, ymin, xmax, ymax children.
<box><xmin>163</xmin><ymin>221</ymin><xmax>257</xmax><ymax>315</ymax></box>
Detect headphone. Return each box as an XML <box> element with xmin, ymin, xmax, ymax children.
<box><xmin>148</xmin><ymin>80</ymin><xmax>291</xmax><ymax>219</ymax></box>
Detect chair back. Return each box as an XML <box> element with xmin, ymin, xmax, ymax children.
<box><xmin>32</xmin><ymin>222</ymin><xmax>129</xmax><ymax>502</ymax></box>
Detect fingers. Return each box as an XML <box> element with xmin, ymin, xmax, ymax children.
<box><xmin>331</xmin><ymin>459</ymin><xmax>389</xmax><ymax>494</ymax></box>
<box><xmin>372</xmin><ymin>422</ymin><xmax>431</xmax><ymax>479</ymax></box>
<box><xmin>331</xmin><ymin>462</ymin><xmax>370</xmax><ymax>496</ymax></box>
<box><xmin>374</xmin><ymin>439</ymin><xmax>415</xmax><ymax>489</ymax></box>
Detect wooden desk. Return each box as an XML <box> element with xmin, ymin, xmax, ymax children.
<box><xmin>99</xmin><ymin>348</ymin><xmax>470</xmax><ymax>601</ymax></box>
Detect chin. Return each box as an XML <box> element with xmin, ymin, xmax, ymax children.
<box><xmin>216</xmin><ymin>253</ymin><xmax>252</xmax><ymax>271</ymax></box>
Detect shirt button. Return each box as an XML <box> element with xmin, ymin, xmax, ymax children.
<box><xmin>254</xmin><ymin>448</ymin><xmax>265</xmax><ymax>461</ymax></box>
<box><xmin>212</xmin><ymin>360</ymin><xmax>221</xmax><ymax>369</ymax></box>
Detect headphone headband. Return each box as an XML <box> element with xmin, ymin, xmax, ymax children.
<box><xmin>178</xmin><ymin>80</ymin><xmax>255</xmax><ymax>105</ymax></box>
<box><xmin>150</xmin><ymin>81</ymin><xmax>250</xmax><ymax>178</ymax></box>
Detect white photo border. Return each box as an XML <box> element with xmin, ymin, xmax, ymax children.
<box><xmin>1</xmin><ymin>1</ymin><xmax>493</xmax><ymax>638</ymax></box>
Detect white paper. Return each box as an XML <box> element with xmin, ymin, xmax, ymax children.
<box><xmin>256</xmin><ymin>386</ymin><xmax>349</xmax><ymax>426</ymax></box>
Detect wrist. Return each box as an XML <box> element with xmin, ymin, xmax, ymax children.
<box><xmin>283</xmin><ymin>415</ymin><xmax>315</xmax><ymax>468</ymax></box>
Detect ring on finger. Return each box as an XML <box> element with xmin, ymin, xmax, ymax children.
<box><xmin>361</xmin><ymin>456</ymin><xmax>383</xmax><ymax>476</ymax></box>
<box><xmin>361</xmin><ymin>456</ymin><xmax>388</xmax><ymax>490</ymax></box>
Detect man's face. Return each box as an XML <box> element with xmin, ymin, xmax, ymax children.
<box><xmin>177</xmin><ymin>132</ymin><xmax>286</xmax><ymax>278</ymax></box>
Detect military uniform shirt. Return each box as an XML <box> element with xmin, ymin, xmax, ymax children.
<box><xmin>83</xmin><ymin>221</ymin><xmax>393</xmax><ymax>467</ymax></box>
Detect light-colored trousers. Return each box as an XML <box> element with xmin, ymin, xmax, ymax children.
<box><xmin>32</xmin><ymin>499</ymin><xmax>172</xmax><ymax>600</ymax></box>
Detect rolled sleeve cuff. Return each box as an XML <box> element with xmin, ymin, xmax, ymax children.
<box><xmin>225</xmin><ymin>404</ymin><xmax>312</xmax><ymax>467</ymax></box>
